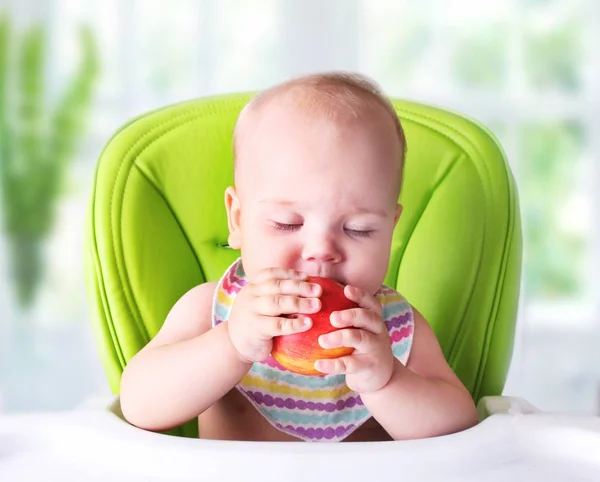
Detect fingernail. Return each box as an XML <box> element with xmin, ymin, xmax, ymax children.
<box><xmin>303</xmin><ymin>317</ymin><xmax>312</xmax><ymax>326</ymax></box>
<box><xmin>330</xmin><ymin>312</ymin><xmax>340</xmax><ymax>325</ymax></box>
<box><xmin>319</xmin><ymin>335</ymin><xmax>329</xmax><ymax>347</ymax></box>
<box><xmin>311</xmin><ymin>284</ymin><xmax>320</xmax><ymax>294</ymax></box>
<box><xmin>297</xmin><ymin>271</ymin><xmax>308</xmax><ymax>279</ymax></box>
<box><xmin>309</xmin><ymin>299</ymin><xmax>319</xmax><ymax>309</ymax></box>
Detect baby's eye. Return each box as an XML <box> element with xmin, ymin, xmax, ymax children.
<box><xmin>272</xmin><ymin>221</ymin><xmax>302</xmax><ymax>232</ymax></box>
<box><xmin>345</xmin><ymin>228</ymin><xmax>374</xmax><ymax>238</ymax></box>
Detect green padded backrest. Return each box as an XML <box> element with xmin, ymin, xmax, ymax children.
<box><xmin>84</xmin><ymin>93</ymin><xmax>521</xmax><ymax>435</ymax></box>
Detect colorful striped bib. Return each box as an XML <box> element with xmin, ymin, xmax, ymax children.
<box><xmin>212</xmin><ymin>258</ymin><xmax>414</xmax><ymax>442</ymax></box>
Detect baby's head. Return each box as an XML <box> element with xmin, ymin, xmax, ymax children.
<box><xmin>225</xmin><ymin>72</ymin><xmax>407</xmax><ymax>294</ymax></box>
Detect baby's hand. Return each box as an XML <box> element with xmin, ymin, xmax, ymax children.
<box><xmin>227</xmin><ymin>268</ymin><xmax>322</xmax><ymax>364</ymax></box>
<box><xmin>315</xmin><ymin>286</ymin><xmax>394</xmax><ymax>393</ymax></box>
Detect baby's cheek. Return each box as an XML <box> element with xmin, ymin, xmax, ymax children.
<box><xmin>352</xmin><ymin>259</ymin><xmax>388</xmax><ymax>294</ymax></box>
<box><xmin>244</xmin><ymin>240</ymin><xmax>298</xmax><ymax>273</ymax></box>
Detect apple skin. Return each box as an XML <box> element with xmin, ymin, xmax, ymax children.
<box><xmin>271</xmin><ymin>276</ymin><xmax>358</xmax><ymax>376</ymax></box>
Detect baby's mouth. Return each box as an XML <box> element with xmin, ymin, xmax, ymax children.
<box><xmin>306</xmin><ymin>270</ymin><xmax>345</xmax><ymax>285</ymax></box>
<box><xmin>302</xmin><ymin>264</ymin><xmax>345</xmax><ymax>284</ymax></box>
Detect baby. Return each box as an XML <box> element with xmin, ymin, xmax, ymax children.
<box><xmin>120</xmin><ymin>72</ymin><xmax>478</xmax><ymax>442</ymax></box>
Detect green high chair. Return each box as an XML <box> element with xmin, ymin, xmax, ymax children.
<box><xmin>84</xmin><ymin>93</ymin><xmax>522</xmax><ymax>439</ymax></box>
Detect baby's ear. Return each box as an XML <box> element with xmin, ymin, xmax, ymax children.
<box><xmin>225</xmin><ymin>186</ymin><xmax>242</xmax><ymax>249</ymax></box>
<box><xmin>394</xmin><ymin>203</ymin><xmax>403</xmax><ymax>225</ymax></box>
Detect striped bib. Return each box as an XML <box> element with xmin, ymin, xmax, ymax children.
<box><xmin>212</xmin><ymin>258</ymin><xmax>414</xmax><ymax>442</ymax></box>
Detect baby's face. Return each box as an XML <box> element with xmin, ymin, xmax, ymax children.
<box><xmin>226</xmin><ymin>102</ymin><xmax>402</xmax><ymax>295</ymax></box>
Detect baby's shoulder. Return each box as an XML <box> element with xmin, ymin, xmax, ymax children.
<box><xmin>176</xmin><ymin>281</ymin><xmax>218</xmax><ymax>310</ymax></box>
<box><xmin>151</xmin><ymin>281</ymin><xmax>218</xmax><ymax>346</ymax></box>
<box><xmin>186</xmin><ymin>280</ymin><xmax>218</xmax><ymax>307</ymax></box>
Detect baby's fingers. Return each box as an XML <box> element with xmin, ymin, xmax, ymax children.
<box><xmin>256</xmin><ymin>294</ymin><xmax>321</xmax><ymax>316</ymax></box>
<box><xmin>254</xmin><ymin>278</ymin><xmax>322</xmax><ymax>298</ymax></box>
<box><xmin>330</xmin><ymin>308</ymin><xmax>385</xmax><ymax>335</ymax></box>
<box><xmin>253</xmin><ymin>267</ymin><xmax>308</xmax><ymax>284</ymax></box>
<box><xmin>318</xmin><ymin>328</ymin><xmax>377</xmax><ymax>353</ymax></box>
<box><xmin>262</xmin><ymin>315</ymin><xmax>313</xmax><ymax>337</ymax></box>
<box><xmin>344</xmin><ymin>285</ymin><xmax>382</xmax><ymax>316</ymax></box>
<box><xmin>314</xmin><ymin>354</ymin><xmax>365</xmax><ymax>375</ymax></box>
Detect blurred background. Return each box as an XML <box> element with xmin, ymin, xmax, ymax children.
<box><xmin>0</xmin><ymin>0</ymin><xmax>599</xmax><ymax>415</ymax></box>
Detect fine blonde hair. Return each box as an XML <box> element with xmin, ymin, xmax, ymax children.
<box><xmin>233</xmin><ymin>72</ymin><xmax>407</xmax><ymax>196</ymax></box>
<box><xmin>234</xmin><ymin>71</ymin><xmax>405</xmax><ymax>156</ymax></box>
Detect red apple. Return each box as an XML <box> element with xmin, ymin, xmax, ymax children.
<box><xmin>271</xmin><ymin>277</ymin><xmax>358</xmax><ymax>376</ymax></box>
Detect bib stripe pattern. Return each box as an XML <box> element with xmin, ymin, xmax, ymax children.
<box><xmin>212</xmin><ymin>259</ymin><xmax>414</xmax><ymax>442</ymax></box>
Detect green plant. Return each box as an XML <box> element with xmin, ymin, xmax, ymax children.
<box><xmin>0</xmin><ymin>15</ymin><xmax>99</xmax><ymax>308</ymax></box>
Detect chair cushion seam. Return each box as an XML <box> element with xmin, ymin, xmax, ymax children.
<box><xmin>395</xmin><ymin>106</ymin><xmax>516</xmax><ymax>397</ymax></box>
<box><xmin>109</xmin><ymin>105</ymin><xmax>248</xmax><ymax>349</ymax></box>
<box><xmin>132</xmin><ymin>161</ymin><xmax>205</xmax><ymax>281</ymax></box>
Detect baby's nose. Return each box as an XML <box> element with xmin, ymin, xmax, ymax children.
<box><xmin>301</xmin><ymin>236</ymin><xmax>342</xmax><ymax>264</ymax></box>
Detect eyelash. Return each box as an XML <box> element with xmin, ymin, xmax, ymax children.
<box><xmin>346</xmin><ymin>229</ymin><xmax>373</xmax><ymax>238</ymax></box>
<box><xmin>272</xmin><ymin>222</ymin><xmax>301</xmax><ymax>232</ymax></box>
<box><xmin>272</xmin><ymin>222</ymin><xmax>373</xmax><ymax>238</ymax></box>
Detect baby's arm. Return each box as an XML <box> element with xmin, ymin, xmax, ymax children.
<box><xmin>360</xmin><ymin>309</ymin><xmax>479</xmax><ymax>440</ymax></box>
<box><xmin>120</xmin><ymin>267</ymin><xmax>318</xmax><ymax>433</ymax></box>
<box><xmin>120</xmin><ymin>282</ymin><xmax>252</xmax><ymax>432</ymax></box>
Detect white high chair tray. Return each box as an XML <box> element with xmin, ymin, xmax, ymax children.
<box><xmin>1</xmin><ymin>398</ymin><xmax>600</xmax><ymax>481</ymax></box>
